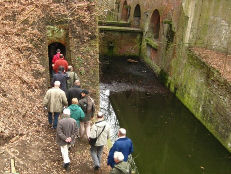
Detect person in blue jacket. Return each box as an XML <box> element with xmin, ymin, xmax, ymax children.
<box><xmin>107</xmin><ymin>128</ymin><xmax>134</xmax><ymax>168</ymax></box>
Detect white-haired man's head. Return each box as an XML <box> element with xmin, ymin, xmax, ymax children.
<box><xmin>97</xmin><ymin>111</ymin><xmax>104</xmax><ymax>118</ymax></box>
<box><xmin>60</xmin><ymin>108</ymin><xmax>71</xmax><ymax>119</ymax></box>
<box><xmin>118</xmin><ymin>128</ymin><xmax>126</xmax><ymax>137</ymax></box>
<box><xmin>74</xmin><ymin>80</ymin><xmax>80</xmax><ymax>86</ymax></box>
<box><xmin>54</xmin><ymin>81</ymin><xmax>61</xmax><ymax>87</ymax></box>
<box><xmin>114</xmin><ymin>151</ymin><xmax>124</xmax><ymax>163</ymax></box>
<box><xmin>68</xmin><ymin>65</ymin><xmax>73</xmax><ymax>71</ymax></box>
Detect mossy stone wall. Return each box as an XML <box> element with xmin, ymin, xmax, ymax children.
<box><xmin>99</xmin><ymin>28</ymin><xmax>142</xmax><ymax>57</ymax></box>
<box><xmin>142</xmin><ymin>0</ymin><xmax>231</xmax><ymax>151</ymax></box>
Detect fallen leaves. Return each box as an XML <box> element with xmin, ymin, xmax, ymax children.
<box><xmin>191</xmin><ymin>47</ymin><xmax>231</xmax><ymax>81</ymax></box>
<box><xmin>0</xmin><ymin>0</ymin><xmax>101</xmax><ymax>173</ymax></box>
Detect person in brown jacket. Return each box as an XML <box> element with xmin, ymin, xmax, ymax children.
<box><xmin>43</xmin><ymin>81</ymin><xmax>68</xmax><ymax>129</ymax></box>
<box><xmin>56</xmin><ymin>108</ymin><xmax>78</xmax><ymax>170</ymax></box>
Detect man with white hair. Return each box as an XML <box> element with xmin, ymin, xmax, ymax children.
<box><xmin>107</xmin><ymin>128</ymin><xmax>133</xmax><ymax>168</ymax></box>
<box><xmin>56</xmin><ymin>108</ymin><xmax>78</xmax><ymax>170</ymax></box>
<box><xmin>43</xmin><ymin>81</ymin><xmax>68</xmax><ymax>129</ymax></box>
<box><xmin>110</xmin><ymin>152</ymin><xmax>131</xmax><ymax>174</ymax></box>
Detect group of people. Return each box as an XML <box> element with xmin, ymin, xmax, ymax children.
<box><xmin>43</xmin><ymin>49</ymin><xmax>134</xmax><ymax>173</ymax></box>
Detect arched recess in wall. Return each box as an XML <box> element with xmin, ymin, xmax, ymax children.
<box><xmin>150</xmin><ymin>9</ymin><xmax>160</xmax><ymax>39</ymax></box>
<box><xmin>133</xmin><ymin>4</ymin><xmax>141</xmax><ymax>27</ymax></box>
<box><xmin>121</xmin><ymin>0</ymin><xmax>130</xmax><ymax>21</ymax></box>
<box><xmin>48</xmin><ymin>42</ymin><xmax>66</xmax><ymax>77</ymax></box>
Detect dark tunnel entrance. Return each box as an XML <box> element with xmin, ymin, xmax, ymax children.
<box><xmin>48</xmin><ymin>42</ymin><xmax>66</xmax><ymax>78</ymax></box>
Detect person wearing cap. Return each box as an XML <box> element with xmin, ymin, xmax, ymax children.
<box><xmin>89</xmin><ymin>112</ymin><xmax>110</xmax><ymax>172</ymax></box>
<box><xmin>79</xmin><ymin>89</ymin><xmax>95</xmax><ymax>139</ymax></box>
<box><xmin>56</xmin><ymin>108</ymin><xmax>78</xmax><ymax>170</ymax></box>
<box><xmin>43</xmin><ymin>81</ymin><xmax>68</xmax><ymax>129</ymax></box>
<box><xmin>66</xmin><ymin>80</ymin><xmax>82</xmax><ymax>106</ymax></box>
<box><xmin>107</xmin><ymin>128</ymin><xmax>134</xmax><ymax>168</ymax></box>
<box><xmin>53</xmin><ymin>54</ymin><xmax>68</xmax><ymax>73</ymax></box>
<box><xmin>52</xmin><ymin>49</ymin><xmax>61</xmax><ymax>64</ymax></box>
<box><xmin>110</xmin><ymin>152</ymin><xmax>131</xmax><ymax>174</ymax></box>
<box><xmin>66</xmin><ymin>65</ymin><xmax>79</xmax><ymax>90</ymax></box>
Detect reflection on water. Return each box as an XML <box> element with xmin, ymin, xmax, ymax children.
<box><xmin>100</xmin><ymin>57</ymin><xmax>231</xmax><ymax>174</ymax></box>
<box><xmin>109</xmin><ymin>91</ymin><xmax>231</xmax><ymax>174</ymax></box>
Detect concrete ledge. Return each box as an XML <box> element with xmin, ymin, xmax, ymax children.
<box><xmin>98</xmin><ymin>20</ymin><xmax>131</xmax><ymax>27</ymax></box>
<box><xmin>99</xmin><ymin>26</ymin><xmax>143</xmax><ymax>33</ymax></box>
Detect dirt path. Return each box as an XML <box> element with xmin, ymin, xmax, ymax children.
<box><xmin>0</xmin><ymin>115</ymin><xmax>110</xmax><ymax>174</ymax></box>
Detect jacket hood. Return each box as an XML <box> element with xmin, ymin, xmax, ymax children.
<box><xmin>115</xmin><ymin>161</ymin><xmax>130</xmax><ymax>173</ymax></box>
<box><xmin>68</xmin><ymin>104</ymin><xmax>80</xmax><ymax>111</ymax></box>
<box><xmin>95</xmin><ymin>120</ymin><xmax>107</xmax><ymax>128</ymax></box>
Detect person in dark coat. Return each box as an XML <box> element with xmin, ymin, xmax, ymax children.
<box><xmin>107</xmin><ymin>128</ymin><xmax>133</xmax><ymax>168</ymax></box>
<box><xmin>52</xmin><ymin>66</ymin><xmax>69</xmax><ymax>92</ymax></box>
<box><xmin>56</xmin><ymin>108</ymin><xmax>78</xmax><ymax>170</ymax></box>
<box><xmin>66</xmin><ymin>80</ymin><xmax>82</xmax><ymax>106</ymax></box>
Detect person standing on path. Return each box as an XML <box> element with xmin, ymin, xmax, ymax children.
<box><xmin>52</xmin><ymin>66</ymin><xmax>69</xmax><ymax>92</ymax></box>
<box><xmin>56</xmin><ymin>108</ymin><xmax>78</xmax><ymax>170</ymax></box>
<box><xmin>66</xmin><ymin>80</ymin><xmax>82</xmax><ymax>106</ymax></box>
<box><xmin>66</xmin><ymin>65</ymin><xmax>79</xmax><ymax>90</ymax></box>
<box><xmin>79</xmin><ymin>89</ymin><xmax>95</xmax><ymax>139</ymax></box>
<box><xmin>89</xmin><ymin>112</ymin><xmax>110</xmax><ymax>173</ymax></box>
<box><xmin>68</xmin><ymin>98</ymin><xmax>85</xmax><ymax>135</ymax></box>
<box><xmin>107</xmin><ymin>128</ymin><xmax>134</xmax><ymax>168</ymax></box>
<box><xmin>53</xmin><ymin>54</ymin><xmax>68</xmax><ymax>73</ymax></box>
<box><xmin>52</xmin><ymin>48</ymin><xmax>62</xmax><ymax>64</ymax></box>
<box><xmin>43</xmin><ymin>81</ymin><xmax>68</xmax><ymax>129</ymax></box>
<box><xmin>110</xmin><ymin>152</ymin><xmax>131</xmax><ymax>174</ymax></box>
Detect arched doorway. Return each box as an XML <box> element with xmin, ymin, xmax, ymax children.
<box><xmin>48</xmin><ymin>42</ymin><xmax>66</xmax><ymax>77</ymax></box>
<box><xmin>150</xmin><ymin>9</ymin><xmax>160</xmax><ymax>39</ymax></box>
<box><xmin>121</xmin><ymin>1</ymin><xmax>129</xmax><ymax>21</ymax></box>
<box><xmin>133</xmin><ymin>4</ymin><xmax>141</xmax><ymax>27</ymax></box>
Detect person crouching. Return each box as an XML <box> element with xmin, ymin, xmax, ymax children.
<box><xmin>56</xmin><ymin>108</ymin><xmax>78</xmax><ymax>170</ymax></box>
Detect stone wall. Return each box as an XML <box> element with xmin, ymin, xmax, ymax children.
<box><xmin>106</xmin><ymin>0</ymin><xmax>231</xmax><ymax>151</ymax></box>
<box><xmin>99</xmin><ymin>26</ymin><xmax>142</xmax><ymax>57</ymax></box>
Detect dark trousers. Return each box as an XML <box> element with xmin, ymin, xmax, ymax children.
<box><xmin>48</xmin><ymin>112</ymin><xmax>60</xmax><ymax>128</ymax></box>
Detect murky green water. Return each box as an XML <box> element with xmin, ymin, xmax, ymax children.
<box><xmin>100</xmin><ymin>57</ymin><xmax>231</xmax><ymax>174</ymax></box>
<box><xmin>110</xmin><ymin>91</ymin><xmax>231</xmax><ymax>174</ymax></box>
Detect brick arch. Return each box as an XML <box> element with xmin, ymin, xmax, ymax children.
<box><xmin>121</xmin><ymin>0</ymin><xmax>130</xmax><ymax>21</ymax></box>
<box><xmin>150</xmin><ymin>9</ymin><xmax>160</xmax><ymax>39</ymax></box>
<box><xmin>48</xmin><ymin>42</ymin><xmax>66</xmax><ymax>77</ymax></box>
<box><xmin>133</xmin><ymin>4</ymin><xmax>141</xmax><ymax>27</ymax></box>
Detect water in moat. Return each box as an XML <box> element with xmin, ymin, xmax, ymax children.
<box><xmin>100</xmin><ymin>56</ymin><xmax>231</xmax><ymax>174</ymax></box>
